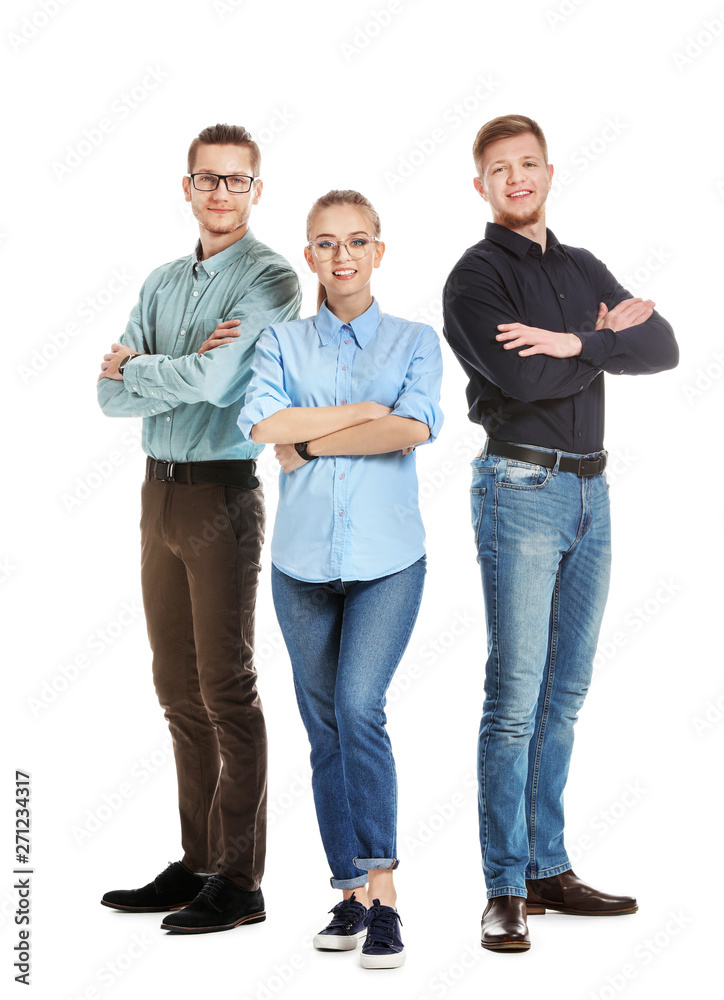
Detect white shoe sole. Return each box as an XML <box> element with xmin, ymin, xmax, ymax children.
<box><xmin>360</xmin><ymin>948</ymin><xmax>406</xmax><ymax>969</ymax></box>
<box><xmin>313</xmin><ymin>930</ymin><xmax>367</xmax><ymax>951</ymax></box>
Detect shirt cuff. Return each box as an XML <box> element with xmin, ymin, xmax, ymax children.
<box><xmin>577</xmin><ymin>328</ymin><xmax>613</xmax><ymax>368</ymax></box>
<box><xmin>391</xmin><ymin>397</ymin><xmax>444</xmax><ymax>445</ymax></box>
<box><xmin>121</xmin><ymin>354</ymin><xmax>157</xmax><ymax>398</ymax></box>
<box><xmin>237</xmin><ymin>395</ymin><xmax>290</xmax><ymax>440</ymax></box>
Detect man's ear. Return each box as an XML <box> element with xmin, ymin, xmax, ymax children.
<box><xmin>473</xmin><ymin>176</ymin><xmax>488</xmax><ymax>202</ymax></box>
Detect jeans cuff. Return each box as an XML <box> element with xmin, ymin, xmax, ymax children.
<box><xmin>487</xmin><ymin>887</ymin><xmax>527</xmax><ymax>899</ymax></box>
<box><xmin>526</xmin><ymin>861</ymin><xmax>572</xmax><ymax>879</ymax></box>
<box><xmin>329</xmin><ymin>873</ymin><xmax>368</xmax><ymax>890</ymax></box>
<box><xmin>353</xmin><ymin>857</ymin><xmax>399</xmax><ymax>871</ymax></box>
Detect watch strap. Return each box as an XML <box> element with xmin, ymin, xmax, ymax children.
<box><xmin>294</xmin><ymin>441</ymin><xmax>317</xmax><ymax>462</ymax></box>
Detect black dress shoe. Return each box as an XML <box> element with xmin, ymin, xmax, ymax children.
<box><xmin>481</xmin><ymin>895</ymin><xmax>530</xmax><ymax>952</ymax></box>
<box><xmin>161</xmin><ymin>875</ymin><xmax>266</xmax><ymax>933</ymax></box>
<box><xmin>101</xmin><ymin>861</ymin><xmax>208</xmax><ymax>912</ymax></box>
<box><xmin>526</xmin><ymin>869</ymin><xmax>638</xmax><ymax>915</ymax></box>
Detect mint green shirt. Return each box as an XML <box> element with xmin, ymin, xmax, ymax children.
<box><xmin>97</xmin><ymin>228</ymin><xmax>301</xmax><ymax>461</ymax></box>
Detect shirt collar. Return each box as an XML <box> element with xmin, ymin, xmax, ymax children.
<box><xmin>315</xmin><ymin>298</ymin><xmax>382</xmax><ymax>349</ymax></box>
<box><xmin>484</xmin><ymin>222</ymin><xmax>567</xmax><ymax>260</ymax></box>
<box><xmin>193</xmin><ymin>228</ymin><xmax>257</xmax><ymax>274</ymax></box>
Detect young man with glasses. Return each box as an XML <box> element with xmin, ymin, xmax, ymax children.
<box><xmin>97</xmin><ymin>123</ymin><xmax>301</xmax><ymax>934</ymax></box>
<box><xmin>442</xmin><ymin>115</ymin><xmax>678</xmax><ymax>953</ymax></box>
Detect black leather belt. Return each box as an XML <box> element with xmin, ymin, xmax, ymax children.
<box><xmin>487</xmin><ymin>440</ymin><xmax>606</xmax><ymax>477</ymax></box>
<box><xmin>146</xmin><ymin>457</ymin><xmax>259</xmax><ymax>490</ymax></box>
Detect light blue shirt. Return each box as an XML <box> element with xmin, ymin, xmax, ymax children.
<box><xmin>97</xmin><ymin>229</ymin><xmax>301</xmax><ymax>461</ymax></box>
<box><xmin>238</xmin><ymin>299</ymin><xmax>444</xmax><ymax>582</ymax></box>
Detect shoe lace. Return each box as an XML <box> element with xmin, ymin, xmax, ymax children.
<box><xmin>155</xmin><ymin>860</ymin><xmax>186</xmax><ymax>888</ymax></box>
<box><xmin>196</xmin><ymin>874</ymin><xmax>225</xmax><ymax>909</ymax></box>
<box><xmin>326</xmin><ymin>893</ymin><xmax>366</xmax><ymax>930</ymax></box>
<box><xmin>362</xmin><ymin>900</ymin><xmax>402</xmax><ymax>947</ymax></box>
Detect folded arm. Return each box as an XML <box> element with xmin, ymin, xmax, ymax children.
<box><xmin>442</xmin><ymin>266</ymin><xmax>603</xmax><ymax>403</ymax></box>
<box><xmin>96</xmin><ymin>292</ymin><xmax>180</xmax><ymax>418</ymax></box>
<box><xmin>273</xmin><ymin>323</ymin><xmax>444</xmax><ymax>472</ymax></box>
<box><xmin>308</xmin><ymin>414</ymin><xmax>430</xmax><ymax>455</ymax></box>
<box><xmin>250</xmin><ymin>400</ymin><xmax>391</xmax><ymax>443</ymax></box>
<box><xmin>112</xmin><ymin>268</ymin><xmax>301</xmax><ymax>408</ymax></box>
<box><xmin>573</xmin><ymin>255</ymin><xmax>679</xmax><ymax>374</ymax></box>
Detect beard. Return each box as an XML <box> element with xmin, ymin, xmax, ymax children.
<box><xmin>192</xmin><ymin>204</ymin><xmax>246</xmax><ymax>236</ymax></box>
<box><xmin>495</xmin><ymin>201</ymin><xmax>544</xmax><ymax>230</ymax></box>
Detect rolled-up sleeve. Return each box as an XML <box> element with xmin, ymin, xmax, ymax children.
<box><xmin>237</xmin><ymin>327</ymin><xmax>292</xmax><ymax>439</ymax></box>
<box><xmin>391</xmin><ymin>324</ymin><xmax>444</xmax><ymax>444</ymax></box>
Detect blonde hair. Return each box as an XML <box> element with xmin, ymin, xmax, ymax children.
<box><xmin>306</xmin><ymin>190</ymin><xmax>382</xmax><ymax>311</ymax></box>
<box><xmin>472</xmin><ymin>114</ymin><xmax>548</xmax><ymax>176</ymax></box>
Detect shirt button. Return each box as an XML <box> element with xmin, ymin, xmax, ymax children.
<box><xmin>339</xmin><ymin>510</ymin><xmax>344</xmax><ymax>516</ymax></box>
<box><xmin>180</xmin><ymin>329</ymin><xmax>186</xmax><ymax>337</ymax></box>
<box><xmin>209</xmin><ymin>270</ymin><xmax>215</xmax><ymax>276</ymax></box>
<box><xmin>339</xmin><ymin>473</ymin><xmax>345</xmax><ymax>479</ymax></box>
<box><xmin>166</xmin><ymin>416</ymin><xmax>171</xmax><ymax>422</ymax></box>
<box><xmin>578</xmin><ymin>385</ymin><xmax>584</xmax><ymax>391</ymax></box>
<box><xmin>559</xmin><ymin>292</ymin><xmax>565</xmax><ymax>299</ymax></box>
<box><xmin>619</xmin><ymin>369</ymin><xmax>625</xmax><ymax>374</ymax></box>
<box><xmin>344</xmin><ymin>338</ymin><xmax>350</xmax><ymax>344</ymax></box>
<box><xmin>577</xmin><ymin>432</ymin><xmax>582</xmax><ymax>437</ymax></box>
<box><xmin>342</xmin><ymin>365</ymin><xmax>348</xmax><ymax>371</ymax></box>
<box><xmin>341</xmin><ymin>398</ymin><xmax>347</xmax><ymax>405</ymax></box>
<box><xmin>193</xmin><ymin>291</ymin><xmax>199</xmax><ymax>297</ymax></box>
<box><xmin>132</xmin><ymin>386</ymin><xmax>137</xmax><ymax>391</ymax></box>
<box><xmin>151</xmin><ymin>408</ymin><xmax>156</xmax><ymax>413</ymax></box>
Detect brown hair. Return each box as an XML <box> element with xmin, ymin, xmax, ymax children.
<box><xmin>472</xmin><ymin>114</ymin><xmax>548</xmax><ymax>175</ymax></box>
<box><xmin>187</xmin><ymin>123</ymin><xmax>261</xmax><ymax>177</ymax></box>
<box><xmin>306</xmin><ymin>190</ymin><xmax>382</xmax><ymax>311</ymax></box>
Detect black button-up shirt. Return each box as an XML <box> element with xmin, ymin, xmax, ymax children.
<box><xmin>442</xmin><ymin>223</ymin><xmax>679</xmax><ymax>453</ymax></box>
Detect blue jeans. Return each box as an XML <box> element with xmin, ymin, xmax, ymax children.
<box><xmin>271</xmin><ymin>557</ymin><xmax>426</xmax><ymax>888</ymax></box>
<box><xmin>471</xmin><ymin>444</ymin><xmax>611</xmax><ymax>898</ymax></box>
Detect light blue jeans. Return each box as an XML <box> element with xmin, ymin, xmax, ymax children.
<box><xmin>471</xmin><ymin>444</ymin><xmax>611</xmax><ymax>898</ymax></box>
<box><xmin>271</xmin><ymin>557</ymin><xmax>426</xmax><ymax>888</ymax></box>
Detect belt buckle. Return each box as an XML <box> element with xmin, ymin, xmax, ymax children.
<box><xmin>156</xmin><ymin>461</ymin><xmax>175</xmax><ymax>482</ymax></box>
<box><xmin>577</xmin><ymin>457</ymin><xmax>600</xmax><ymax>477</ymax></box>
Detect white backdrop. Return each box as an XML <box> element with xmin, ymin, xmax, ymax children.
<box><xmin>3</xmin><ymin>0</ymin><xmax>721</xmax><ymax>998</ymax></box>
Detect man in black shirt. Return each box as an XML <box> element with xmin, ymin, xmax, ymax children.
<box><xmin>442</xmin><ymin>114</ymin><xmax>678</xmax><ymax>953</ymax></box>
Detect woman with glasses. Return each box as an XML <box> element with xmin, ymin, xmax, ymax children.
<box><xmin>237</xmin><ymin>190</ymin><xmax>443</xmax><ymax>969</ymax></box>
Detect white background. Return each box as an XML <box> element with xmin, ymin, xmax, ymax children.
<box><xmin>2</xmin><ymin>0</ymin><xmax>722</xmax><ymax>998</ymax></box>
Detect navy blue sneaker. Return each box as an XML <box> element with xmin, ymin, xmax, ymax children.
<box><xmin>360</xmin><ymin>898</ymin><xmax>405</xmax><ymax>968</ymax></box>
<box><xmin>313</xmin><ymin>892</ymin><xmax>367</xmax><ymax>951</ymax></box>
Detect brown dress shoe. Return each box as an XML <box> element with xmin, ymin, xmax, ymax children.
<box><xmin>481</xmin><ymin>895</ymin><xmax>531</xmax><ymax>952</ymax></box>
<box><xmin>525</xmin><ymin>869</ymin><xmax>638</xmax><ymax>916</ymax></box>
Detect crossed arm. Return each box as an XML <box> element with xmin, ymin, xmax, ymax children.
<box><xmin>251</xmin><ymin>404</ymin><xmax>430</xmax><ymax>474</ymax></box>
<box><xmin>443</xmin><ymin>258</ymin><xmax>677</xmax><ymax>403</ymax></box>
<box><xmin>494</xmin><ymin>297</ymin><xmax>655</xmax><ymax>357</ymax></box>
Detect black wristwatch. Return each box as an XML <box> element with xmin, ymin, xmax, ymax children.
<box><xmin>294</xmin><ymin>442</ymin><xmax>318</xmax><ymax>462</ymax></box>
<box><xmin>118</xmin><ymin>353</ymin><xmax>139</xmax><ymax>376</ymax></box>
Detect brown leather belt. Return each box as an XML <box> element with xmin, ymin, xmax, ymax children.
<box><xmin>145</xmin><ymin>456</ymin><xmax>260</xmax><ymax>490</ymax></box>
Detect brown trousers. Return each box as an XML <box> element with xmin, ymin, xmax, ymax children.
<box><xmin>140</xmin><ymin>475</ymin><xmax>267</xmax><ymax>890</ymax></box>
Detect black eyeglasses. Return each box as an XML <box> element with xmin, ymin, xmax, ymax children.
<box><xmin>186</xmin><ymin>173</ymin><xmax>260</xmax><ymax>194</ymax></box>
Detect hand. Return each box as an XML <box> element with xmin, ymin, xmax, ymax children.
<box><xmin>274</xmin><ymin>443</ymin><xmax>307</xmax><ymax>474</ymax></box>
<box><xmin>496</xmin><ymin>324</ymin><xmax>582</xmax><ymax>358</ymax></box>
<box><xmin>198</xmin><ymin>319</ymin><xmax>241</xmax><ymax>355</ymax></box>
<box><xmin>359</xmin><ymin>402</ymin><xmax>393</xmax><ymax>420</ymax></box>
<box><xmin>98</xmin><ymin>342</ymin><xmax>134</xmax><ymax>380</ymax></box>
<box><xmin>595</xmin><ymin>298</ymin><xmax>654</xmax><ymax>333</ymax></box>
